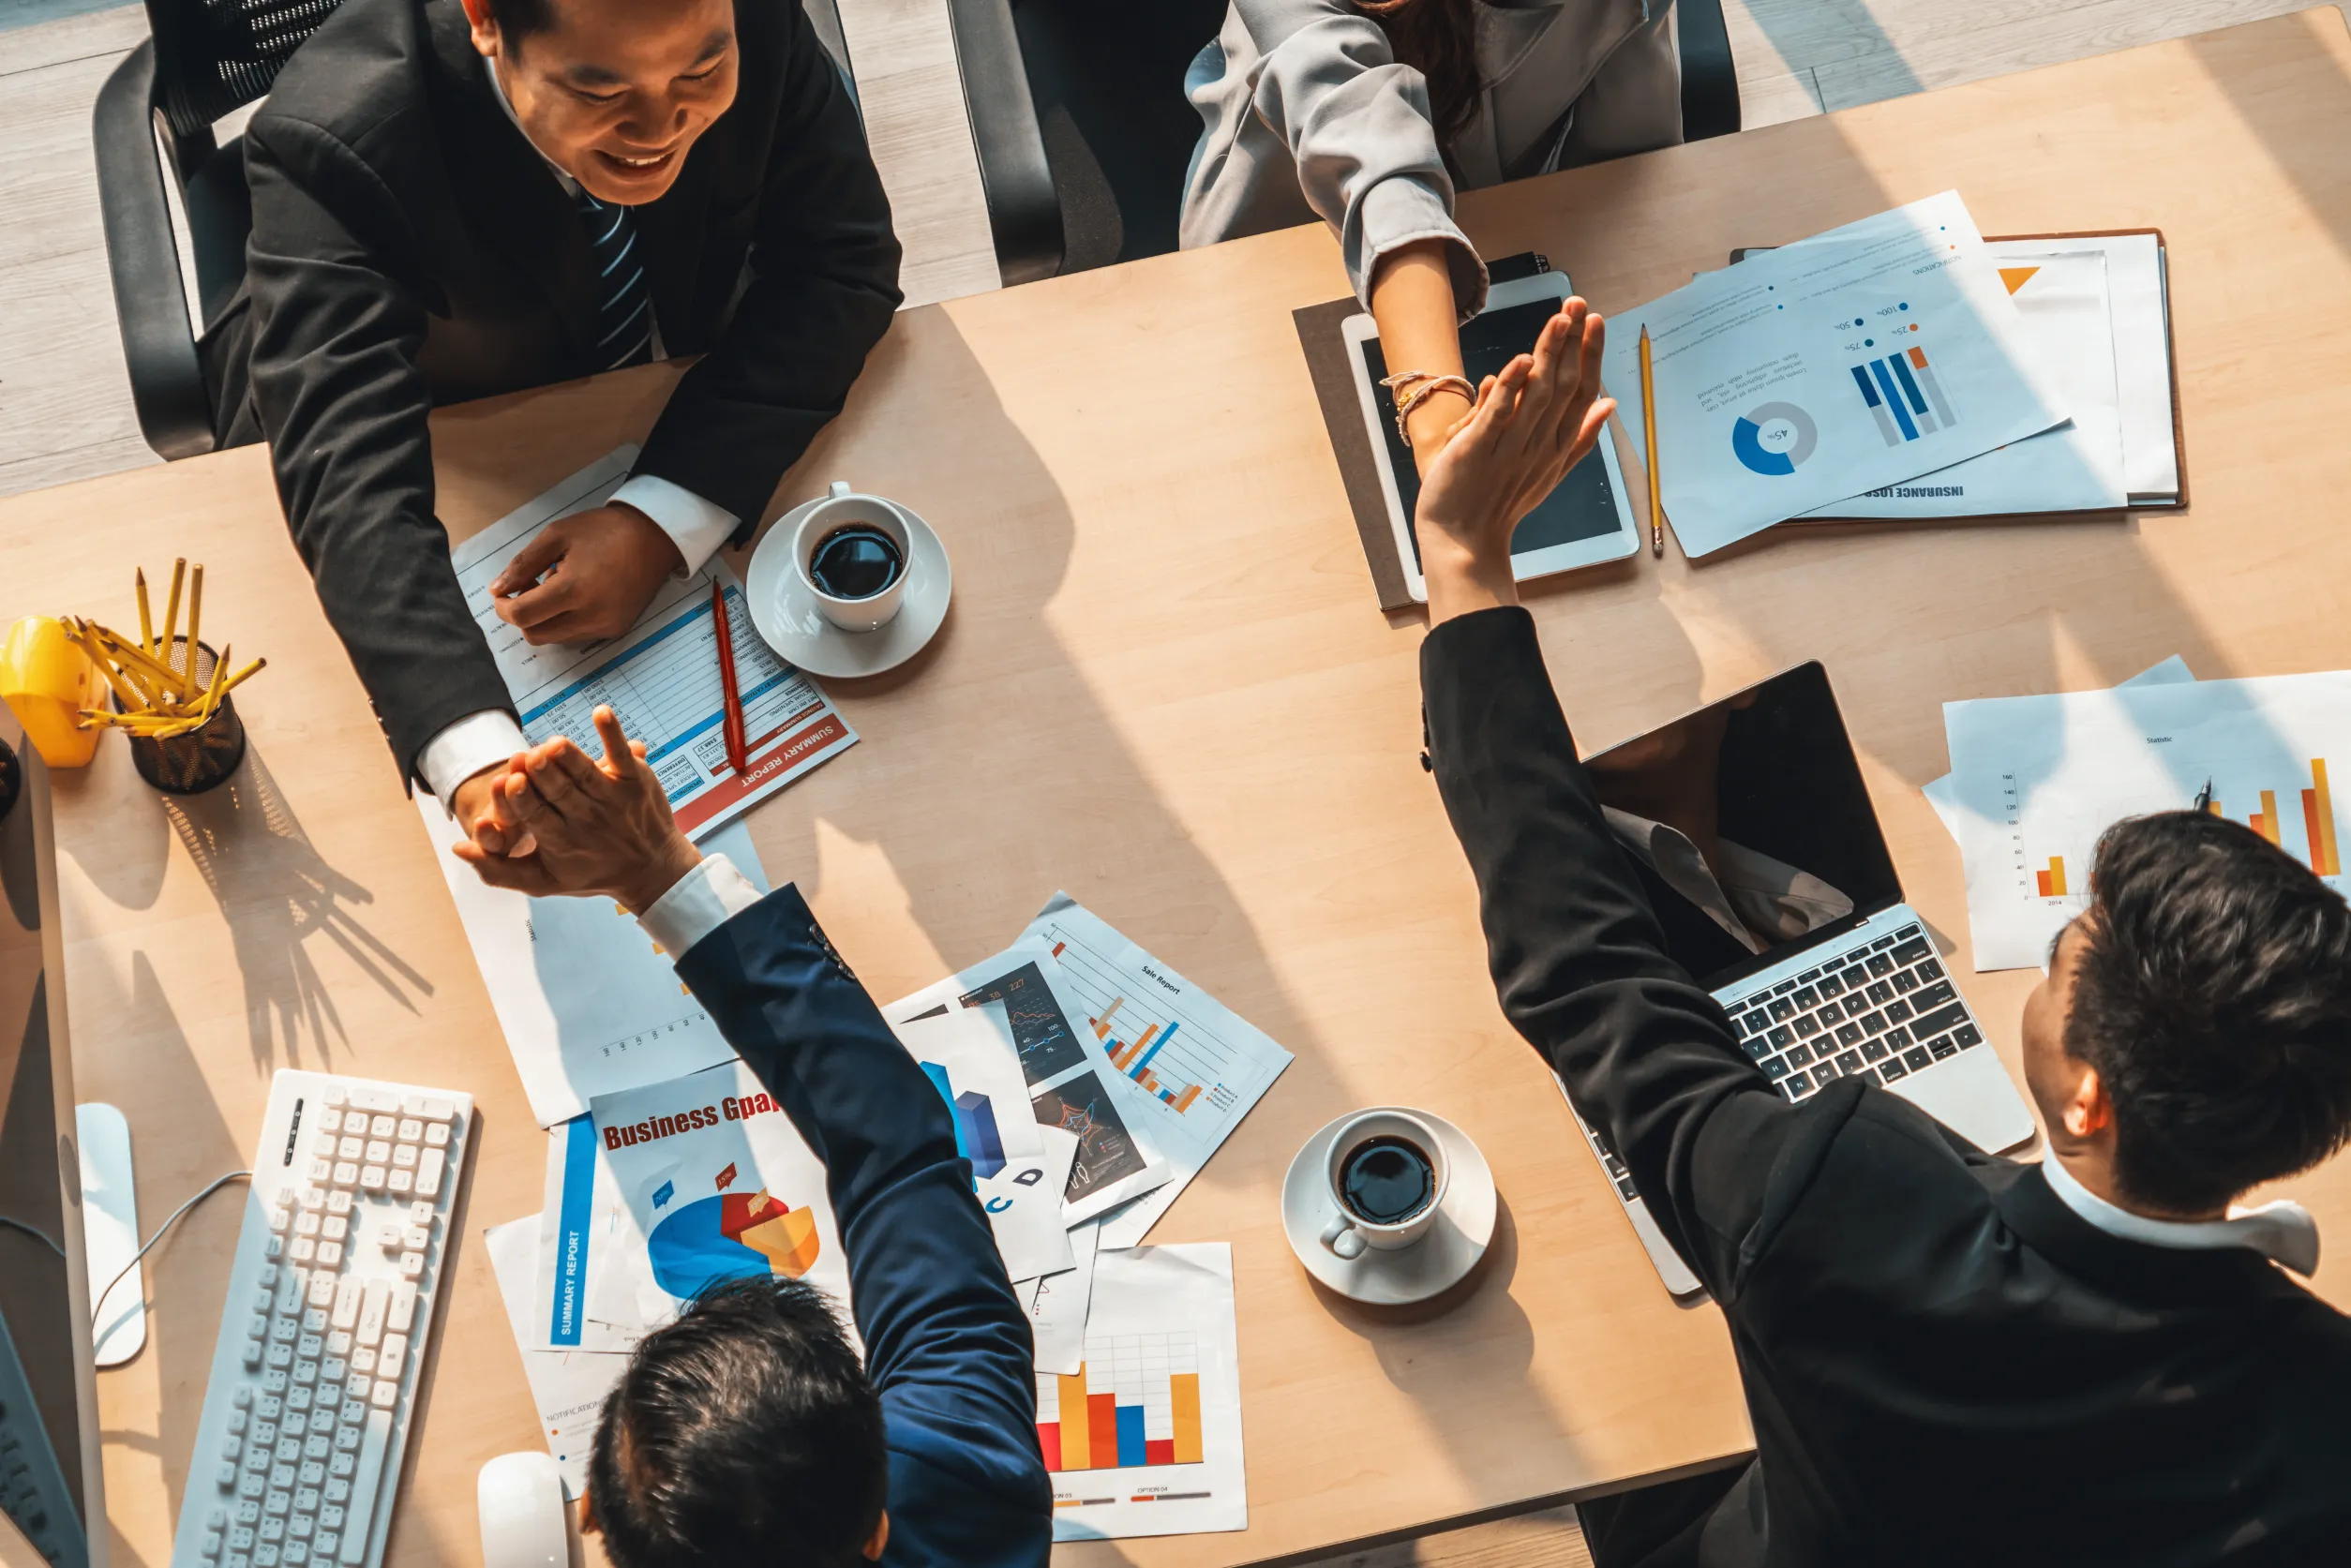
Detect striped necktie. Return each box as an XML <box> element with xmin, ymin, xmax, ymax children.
<box><xmin>577</xmin><ymin>191</ymin><xmax>653</xmax><ymax>370</ymax></box>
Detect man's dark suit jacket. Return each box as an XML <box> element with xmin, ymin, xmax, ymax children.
<box><xmin>201</xmin><ymin>0</ymin><xmax>904</xmax><ymax>783</ymax></box>
<box><xmin>1422</xmin><ymin>607</ymin><xmax>2351</xmax><ymax>1566</ymax></box>
<box><xmin>672</xmin><ymin>884</ymin><xmax>1052</xmax><ymax>1566</ymax></box>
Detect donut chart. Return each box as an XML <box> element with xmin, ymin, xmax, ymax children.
<box><xmin>1730</xmin><ymin>401</ymin><xmax>1819</xmax><ymax>476</ymax></box>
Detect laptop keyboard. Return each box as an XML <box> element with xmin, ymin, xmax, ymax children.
<box><xmin>1724</xmin><ymin>924</ymin><xmax>1984</xmax><ymax>1100</ymax></box>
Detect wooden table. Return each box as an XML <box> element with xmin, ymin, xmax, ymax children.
<box><xmin>11</xmin><ymin>9</ymin><xmax>2351</xmax><ymax>1563</ymax></box>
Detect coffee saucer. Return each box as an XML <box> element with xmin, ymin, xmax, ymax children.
<box><xmin>1281</xmin><ymin>1108</ymin><xmax>1496</xmax><ymax>1307</ymax></box>
<box><xmin>744</xmin><ymin>495</ymin><xmax>951</xmax><ymax>679</ymax></box>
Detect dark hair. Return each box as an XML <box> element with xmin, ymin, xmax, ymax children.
<box><xmin>1357</xmin><ymin>0</ymin><xmax>1479</xmax><ymax>152</ymax></box>
<box><xmin>486</xmin><ymin>0</ymin><xmax>555</xmax><ymax>47</ymax></box>
<box><xmin>590</xmin><ymin>1276</ymin><xmax>888</xmax><ymax>1568</ymax></box>
<box><xmin>2068</xmin><ymin>811</ymin><xmax>2351</xmax><ymax>1214</ymax></box>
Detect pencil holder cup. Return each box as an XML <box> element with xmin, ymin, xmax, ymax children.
<box><xmin>113</xmin><ymin>638</ymin><xmax>247</xmax><ymax>795</ymax></box>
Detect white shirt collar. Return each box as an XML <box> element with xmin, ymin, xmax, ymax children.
<box><xmin>2041</xmin><ymin>1153</ymin><xmax>2320</xmax><ymax>1276</ymax></box>
<box><xmin>1602</xmin><ymin>807</ymin><xmax>1855</xmax><ymax>956</ymax></box>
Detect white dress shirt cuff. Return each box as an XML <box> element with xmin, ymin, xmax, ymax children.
<box><xmin>638</xmin><ymin>853</ymin><xmax>765</xmax><ymax>959</ymax></box>
<box><xmin>612</xmin><ymin>474</ymin><xmax>740</xmax><ymax>579</ymax></box>
<box><xmin>418</xmin><ymin>709</ymin><xmax>528</xmax><ymax>801</ymax></box>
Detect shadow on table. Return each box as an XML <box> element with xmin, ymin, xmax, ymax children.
<box><xmin>164</xmin><ymin>745</ymin><xmax>431</xmax><ymax>1071</ymax></box>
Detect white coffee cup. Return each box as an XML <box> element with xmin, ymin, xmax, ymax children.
<box><xmin>793</xmin><ymin>481</ymin><xmax>911</xmax><ymax>634</ymax></box>
<box><xmin>1318</xmin><ymin>1108</ymin><xmax>1450</xmax><ymax>1260</ymax></box>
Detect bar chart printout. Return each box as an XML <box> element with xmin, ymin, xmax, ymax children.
<box><xmin>1023</xmin><ymin>894</ymin><xmax>1295</xmax><ymax>1250</ymax></box>
<box><xmin>1940</xmin><ymin>673</ymin><xmax>2351</xmax><ymax>970</ymax></box>
<box><xmin>1037</xmin><ymin>1245</ymin><xmax>1245</xmax><ymax>1541</ymax></box>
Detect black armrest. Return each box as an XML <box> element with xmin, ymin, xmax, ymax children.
<box><xmin>1677</xmin><ymin>0</ymin><xmax>1742</xmax><ymax>142</ymax></box>
<box><xmin>93</xmin><ymin>42</ymin><xmax>216</xmax><ymax>461</ymax></box>
<box><xmin>943</xmin><ymin>0</ymin><xmax>1063</xmax><ymax>285</ymax></box>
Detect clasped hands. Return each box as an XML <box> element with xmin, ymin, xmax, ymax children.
<box><xmin>451</xmin><ymin>705</ymin><xmax>702</xmax><ymax>914</ymax></box>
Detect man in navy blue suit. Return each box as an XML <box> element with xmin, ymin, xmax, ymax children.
<box><xmin>456</xmin><ymin>707</ymin><xmax>1050</xmax><ymax>1567</ymax></box>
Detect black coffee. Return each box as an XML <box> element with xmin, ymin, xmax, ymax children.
<box><xmin>809</xmin><ymin>525</ymin><xmax>905</xmax><ymax>600</ymax></box>
<box><xmin>1338</xmin><ymin>1135</ymin><xmax>1435</xmax><ymax>1225</ymax></box>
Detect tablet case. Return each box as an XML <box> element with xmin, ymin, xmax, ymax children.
<box><xmin>1292</xmin><ymin>251</ymin><xmax>1556</xmax><ymax>612</ymax></box>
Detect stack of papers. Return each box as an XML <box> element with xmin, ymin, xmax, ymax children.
<box><xmin>1607</xmin><ymin>194</ymin><xmax>2182</xmax><ymax>555</ymax></box>
<box><xmin>487</xmin><ymin>895</ymin><xmax>1284</xmax><ymax>1538</ymax></box>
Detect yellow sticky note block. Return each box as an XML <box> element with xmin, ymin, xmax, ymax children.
<box><xmin>0</xmin><ymin>617</ymin><xmax>104</xmax><ymax>767</ymax></box>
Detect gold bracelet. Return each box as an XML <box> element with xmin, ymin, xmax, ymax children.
<box><xmin>1380</xmin><ymin>372</ymin><xmax>1475</xmax><ymax>444</ymax></box>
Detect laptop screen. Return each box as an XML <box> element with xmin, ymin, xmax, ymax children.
<box><xmin>1583</xmin><ymin>662</ymin><xmax>1903</xmax><ymax>993</ymax></box>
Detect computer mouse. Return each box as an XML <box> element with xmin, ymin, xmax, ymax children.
<box><xmin>477</xmin><ymin>1451</ymin><xmax>570</xmax><ymax>1568</ymax></box>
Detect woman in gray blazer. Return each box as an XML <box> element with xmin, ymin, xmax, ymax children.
<box><xmin>1181</xmin><ymin>0</ymin><xmax>1678</xmax><ymax>459</ymax></box>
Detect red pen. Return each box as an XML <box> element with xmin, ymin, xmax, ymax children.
<box><xmin>711</xmin><ymin>581</ymin><xmax>749</xmax><ymax>777</ymax></box>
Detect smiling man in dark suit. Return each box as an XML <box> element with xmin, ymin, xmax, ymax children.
<box><xmin>200</xmin><ymin>0</ymin><xmax>902</xmax><ymax>853</ymax></box>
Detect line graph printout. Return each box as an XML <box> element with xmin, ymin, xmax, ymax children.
<box><xmin>1023</xmin><ymin>894</ymin><xmax>1294</xmax><ymax>1249</ymax></box>
<box><xmin>1036</xmin><ymin>1244</ymin><xmax>1245</xmax><ymax>1541</ymax></box>
<box><xmin>1941</xmin><ymin>671</ymin><xmax>2351</xmax><ymax>970</ymax></box>
<box><xmin>450</xmin><ymin>446</ymin><xmax>857</xmax><ymax>840</ymax></box>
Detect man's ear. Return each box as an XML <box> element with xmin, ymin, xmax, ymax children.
<box><xmin>577</xmin><ymin>1485</ymin><xmax>599</xmax><ymax>1536</ymax></box>
<box><xmin>459</xmin><ymin>0</ymin><xmax>499</xmax><ymax>56</ymax></box>
<box><xmin>861</xmin><ymin>1512</ymin><xmax>890</xmax><ymax>1561</ymax></box>
<box><xmin>2062</xmin><ymin>1061</ymin><xmax>2114</xmax><ymax>1142</ymax></box>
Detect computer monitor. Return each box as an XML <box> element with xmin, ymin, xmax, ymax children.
<box><xmin>0</xmin><ymin>709</ymin><xmax>108</xmax><ymax>1568</ymax></box>
<box><xmin>1583</xmin><ymin>660</ymin><xmax>1904</xmax><ymax>993</ymax></box>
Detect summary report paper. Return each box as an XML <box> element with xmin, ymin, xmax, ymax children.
<box><xmin>1606</xmin><ymin>192</ymin><xmax>2068</xmax><ymax>555</ymax></box>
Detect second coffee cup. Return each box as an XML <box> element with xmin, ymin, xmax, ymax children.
<box><xmin>793</xmin><ymin>482</ymin><xmax>911</xmax><ymax>634</ymax></box>
<box><xmin>1318</xmin><ymin>1108</ymin><xmax>1450</xmax><ymax>1260</ymax></box>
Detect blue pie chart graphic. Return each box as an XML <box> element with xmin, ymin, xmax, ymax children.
<box><xmin>647</xmin><ymin>1195</ymin><xmax>771</xmax><ymax>1299</ymax></box>
<box><xmin>1730</xmin><ymin>401</ymin><xmax>1819</xmax><ymax>477</ymax></box>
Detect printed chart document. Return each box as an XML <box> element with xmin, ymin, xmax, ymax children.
<box><xmin>1606</xmin><ymin>192</ymin><xmax>2067</xmax><ymax>555</ymax></box>
<box><xmin>1037</xmin><ymin>1243</ymin><xmax>1246</xmax><ymax>1540</ymax></box>
<box><xmin>1802</xmin><ymin>246</ymin><xmax>2126</xmax><ymax>518</ymax></box>
<box><xmin>537</xmin><ymin>1114</ymin><xmax>655</xmax><ymax>1353</ymax></box>
<box><xmin>1023</xmin><ymin>894</ymin><xmax>1295</xmax><ymax>1249</ymax></box>
<box><xmin>1939</xmin><ymin>672</ymin><xmax>2351</xmax><ymax>970</ymax></box>
<box><xmin>889</xmin><ymin>946</ymin><xmax>1173</xmax><ymax>1224</ymax></box>
<box><xmin>586</xmin><ymin>1061</ymin><xmax>853</xmax><ymax>1335</ymax></box>
<box><xmin>1027</xmin><ymin>1218</ymin><xmax>1101</xmax><ymax>1376</ymax></box>
<box><xmin>891</xmin><ymin>1008</ymin><xmax>1078</xmax><ymax>1282</ymax></box>
<box><xmin>418</xmin><ymin>812</ymin><xmax>769</xmax><ymax>1128</ymax></box>
<box><xmin>451</xmin><ymin>446</ymin><xmax>856</xmax><ymax>840</ymax></box>
<box><xmin>1924</xmin><ymin>656</ymin><xmax>2192</xmax><ymax>843</ymax></box>
<box><xmin>486</xmin><ymin>1217</ymin><xmax>625</xmax><ymax>1496</ymax></box>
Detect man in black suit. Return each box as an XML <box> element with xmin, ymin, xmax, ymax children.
<box><xmin>201</xmin><ymin>0</ymin><xmax>902</xmax><ymax>850</ymax></box>
<box><xmin>1404</xmin><ymin>304</ymin><xmax>2351</xmax><ymax>1563</ymax></box>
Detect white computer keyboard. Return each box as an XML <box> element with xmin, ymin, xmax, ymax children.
<box><xmin>169</xmin><ymin>1070</ymin><xmax>474</xmax><ymax>1568</ymax></box>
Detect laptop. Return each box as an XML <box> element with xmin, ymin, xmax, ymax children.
<box><xmin>1564</xmin><ymin>661</ymin><xmax>2036</xmax><ymax>1299</ymax></box>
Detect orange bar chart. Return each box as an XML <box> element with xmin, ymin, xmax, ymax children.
<box><xmin>2304</xmin><ymin>759</ymin><xmax>2341</xmax><ymax>875</ymax></box>
<box><xmin>2254</xmin><ymin>790</ymin><xmax>2284</xmax><ymax>846</ymax></box>
<box><xmin>2035</xmin><ymin>857</ymin><xmax>2067</xmax><ymax>898</ymax></box>
<box><xmin>1170</xmin><ymin>1373</ymin><xmax>1203</xmax><ymax>1464</ymax></box>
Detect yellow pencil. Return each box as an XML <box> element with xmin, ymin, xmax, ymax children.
<box><xmin>184</xmin><ymin>564</ymin><xmax>204</xmax><ymax>698</ymax></box>
<box><xmin>92</xmin><ymin>626</ymin><xmax>186</xmax><ymax>702</ymax></box>
<box><xmin>135</xmin><ymin>568</ymin><xmax>156</xmax><ymax>655</ymax></box>
<box><xmin>158</xmin><ymin>560</ymin><xmax>186</xmax><ymax>667</ymax></box>
<box><xmin>196</xmin><ymin>643</ymin><xmax>230</xmax><ymax>720</ymax></box>
<box><xmin>1638</xmin><ymin>325</ymin><xmax>1664</xmax><ymax>559</ymax></box>
<box><xmin>65</xmin><ymin>620</ymin><xmax>146</xmax><ymax>711</ymax></box>
<box><xmin>217</xmin><ymin>656</ymin><xmax>266</xmax><ymax>697</ymax></box>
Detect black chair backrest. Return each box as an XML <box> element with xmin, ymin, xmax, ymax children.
<box><xmin>146</xmin><ymin>0</ymin><xmax>347</xmax><ymax>138</ymax></box>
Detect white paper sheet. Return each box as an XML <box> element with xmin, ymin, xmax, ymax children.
<box><xmin>536</xmin><ymin>1114</ymin><xmax>653</xmax><ymax>1352</ymax></box>
<box><xmin>585</xmin><ymin>1061</ymin><xmax>855</xmax><ymax>1337</ymax></box>
<box><xmin>1605</xmin><ymin>192</ymin><xmax>2068</xmax><ymax>556</ymax></box>
<box><xmin>1923</xmin><ymin>656</ymin><xmax>2193</xmax><ymax>842</ymax></box>
<box><xmin>419</xmin><ymin>810</ymin><xmax>767</xmax><ymax>1128</ymax></box>
<box><xmin>486</xmin><ymin>1217</ymin><xmax>627</xmax><ymax>1498</ymax></box>
<box><xmin>449</xmin><ymin>446</ymin><xmax>857</xmax><ymax>841</ymax></box>
<box><xmin>1021</xmin><ymin>895</ymin><xmax>1294</xmax><ymax>1249</ymax></box>
<box><xmin>2069</xmin><ymin>232</ymin><xmax>2180</xmax><ymax>500</ymax></box>
<box><xmin>1803</xmin><ymin>247</ymin><xmax>2126</xmax><ymax>517</ymax></box>
<box><xmin>888</xmin><ymin>946</ymin><xmax>1173</xmax><ymax>1224</ymax></box>
<box><xmin>1038</xmin><ymin>1244</ymin><xmax>1247</xmax><ymax>1540</ymax></box>
<box><xmin>1026</xmin><ymin>1217</ymin><xmax>1101</xmax><ymax>1375</ymax></box>
<box><xmin>1939</xmin><ymin>671</ymin><xmax>2351</xmax><ymax>969</ymax></box>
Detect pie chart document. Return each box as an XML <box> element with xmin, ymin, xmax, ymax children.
<box><xmin>1605</xmin><ymin>191</ymin><xmax>2068</xmax><ymax>556</ymax></box>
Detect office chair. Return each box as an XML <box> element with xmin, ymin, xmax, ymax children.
<box><xmin>949</xmin><ymin>0</ymin><xmax>1744</xmax><ymax>287</ymax></box>
<box><xmin>91</xmin><ymin>0</ymin><xmax>859</xmax><ymax>464</ymax></box>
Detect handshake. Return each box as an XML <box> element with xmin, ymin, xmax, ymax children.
<box><xmin>451</xmin><ymin>706</ymin><xmax>704</xmax><ymax>915</ymax></box>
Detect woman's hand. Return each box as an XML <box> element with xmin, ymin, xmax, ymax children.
<box><xmin>1413</xmin><ymin>300</ymin><xmax>1614</xmax><ymax>624</ymax></box>
<box><xmin>451</xmin><ymin>704</ymin><xmax>702</xmax><ymax>914</ymax></box>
